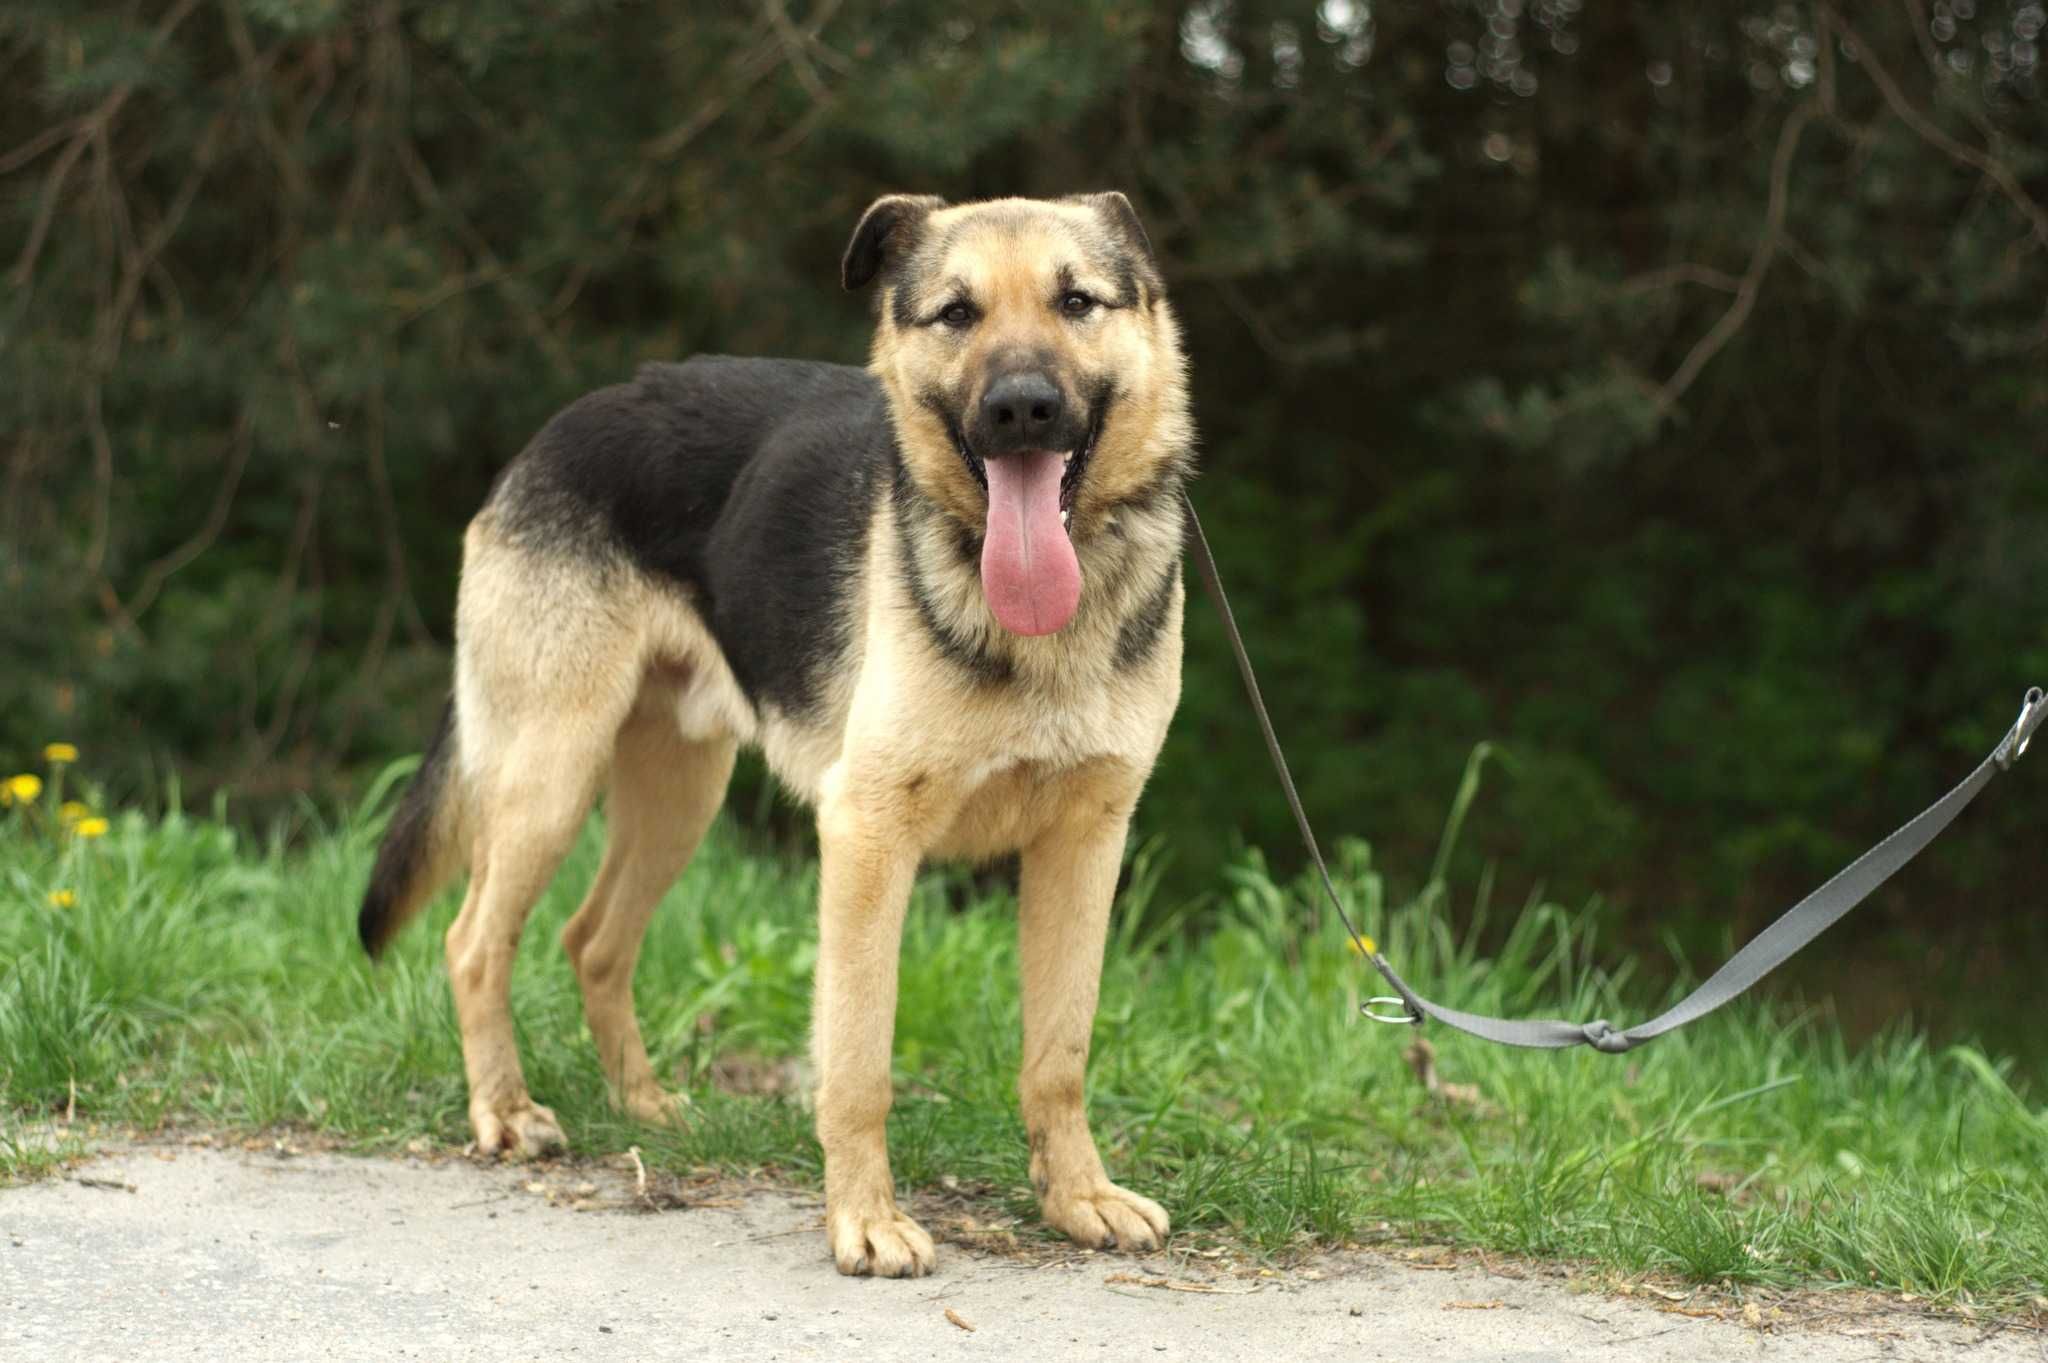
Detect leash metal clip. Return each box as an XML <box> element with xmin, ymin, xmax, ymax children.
<box><xmin>2000</xmin><ymin>686</ymin><xmax>2044</xmax><ymax>769</ymax></box>
<box><xmin>1362</xmin><ymin>996</ymin><xmax>1421</xmax><ymax>1025</ymax></box>
<box><xmin>2017</xmin><ymin>688</ymin><xmax>2043</xmax><ymax>760</ymax></box>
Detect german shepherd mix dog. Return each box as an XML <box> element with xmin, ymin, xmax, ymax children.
<box><xmin>358</xmin><ymin>193</ymin><xmax>1194</xmax><ymax>1277</ymax></box>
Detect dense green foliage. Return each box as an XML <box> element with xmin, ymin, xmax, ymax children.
<box><xmin>4</xmin><ymin>791</ymin><xmax>2046</xmax><ymax>1302</ymax></box>
<box><xmin>4</xmin><ymin>2</ymin><xmax>2046</xmax><ymax>1015</ymax></box>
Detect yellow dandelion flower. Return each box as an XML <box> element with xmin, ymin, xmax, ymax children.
<box><xmin>73</xmin><ymin>816</ymin><xmax>110</xmax><ymax>839</ymax></box>
<box><xmin>60</xmin><ymin>801</ymin><xmax>91</xmax><ymax>824</ymax></box>
<box><xmin>5</xmin><ymin>773</ymin><xmax>42</xmax><ymax>803</ymax></box>
<box><xmin>44</xmin><ymin>743</ymin><xmax>78</xmax><ymax>764</ymax></box>
<box><xmin>1346</xmin><ymin>934</ymin><xmax>1378</xmax><ymax>957</ymax></box>
<box><xmin>49</xmin><ymin>889</ymin><xmax>76</xmax><ymax>908</ymax></box>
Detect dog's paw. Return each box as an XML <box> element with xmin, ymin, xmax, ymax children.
<box><xmin>619</xmin><ymin>1085</ymin><xmax>691</xmax><ymax>1129</ymax></box>
<box><xmin>1041</xmin><ymin>1180</ymin><xmax>1170</xmax><ymax>1253</ymax></box>
<box><xmin>470</xmin><ymin>1095</ymin><xmax>567</xmax><ymax>1160</ymax></box>
<box><xmin>827</xmin><ymin>1201</ymin><xmax>938</xmax><ymax>1278</ymax></box>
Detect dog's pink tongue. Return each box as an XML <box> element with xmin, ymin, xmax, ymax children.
<box><xmin>980</xmin><ymin>450</ymin><xmax>1081</xmax><ymax>636</ymax></box>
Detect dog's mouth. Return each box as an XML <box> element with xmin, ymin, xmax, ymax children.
<box><xmin>948</xmin><ymin>410</ymin><xmax>1100</xmax><ymax>522</ymax></box>
<box><xmin>948</xmin><ymin>409</ymin><xmax>1102</xmax><ymax>638</ymax></box>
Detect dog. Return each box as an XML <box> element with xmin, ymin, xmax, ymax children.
<box><xmin>357</xmin><ymin>192</ymin><xmax>1195</xmax><ymax>1277</ymax></box>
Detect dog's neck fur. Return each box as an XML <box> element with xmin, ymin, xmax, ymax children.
<box><xmin>888</xmin><ymin>453</ymin><xmax>1188</xmax><ymax>692</ymax></box>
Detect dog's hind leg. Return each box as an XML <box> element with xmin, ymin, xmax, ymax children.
<box><xmin>562</xmin><ymin>689</ymin><xmax>736</xmax><ymax>1126</ymax></box>
<box><xmin>444</xmin><ymin>724</ymin><xmax>613</xmax><ymax>1158</ymax></box>
<box><xmin>442</xmin><ymin>538</ymin><xmax>644</xmax><ymax>1158</ymax></box>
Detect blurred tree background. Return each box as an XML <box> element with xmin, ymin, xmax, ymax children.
<box><xmin>4</xmin><ymin>0</ymin><xmax>2045</xmax><ymax>1047</ymax></box>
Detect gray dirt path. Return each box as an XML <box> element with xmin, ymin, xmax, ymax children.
<box><xmin>2</xmin><ymin>1145</ymin><xmax>2040</xmax><ymax>1362</ymax></box>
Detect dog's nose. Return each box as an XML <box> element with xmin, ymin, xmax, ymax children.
<box><xmin>979</xmin><ymin>373</ymin><xmax>1064</xmax><ymax>450</ymax></box>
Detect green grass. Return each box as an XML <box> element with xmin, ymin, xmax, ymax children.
<box><xmin>3</xmin><ymin>763</ymin><xmax>2045</xmax><ymax>1311</ymax></box>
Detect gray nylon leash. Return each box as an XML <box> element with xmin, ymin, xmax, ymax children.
<box><xmin>1181</xmin><ymin>492</ymin><xmax>2045</xmax><ymax>1052</ymax></box>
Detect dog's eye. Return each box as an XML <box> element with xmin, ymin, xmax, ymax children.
<box><xmin>939</xmin><ymin>302</ymin><xmax>975</xmax><ymax>328</ymax></box>
<box><xmin>1059</xmin><ymin>291</ymin><xmax>1097</xmax><ymax>318</ymax></box>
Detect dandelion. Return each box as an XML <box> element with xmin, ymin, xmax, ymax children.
<box><xmin>44</xmin><ymin>742</ymin><xmax>78</xmax><ymax>764</ymax></box>
<box><xmin>73</xmin><ymin>816</ymin><xmax>110</xmax><ymax>839</ymax></box>
<box><xmin>49</xmin><ymin>889</ymin><xmax>75</xmax><ymax>908</ymax></box>
<box><xmin>1346</xmin><ymin>934</ymin><xmax>1378</xmax><ymax>956</ymax></box>
<box><xmin>60</xmin><ymin>801</ymin><xmax>90</xmax><ymax>825</ymax></box>
<box><xmin>5</xmin><ymin>773</ymin><xmax>42</xmax><ymax>804</ymax></box>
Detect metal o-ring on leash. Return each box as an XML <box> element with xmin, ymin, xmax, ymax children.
<box><xmin>1363</xmin><ymin>997</ymin><xmax>1420</xmax><ymax>1025</ymax></box>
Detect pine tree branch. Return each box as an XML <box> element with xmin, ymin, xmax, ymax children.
<box><xmin>8</xmin><ymin>108</ymin><xmax>102</xmax><ymax>289</ymax></box>
<box><xmin>1655</xmin><ymin>104</ymin><xmax>1813</xmax><ymax>417</ymax></box>
<box><xmin>118</xmin><ymin>420</ymin><xmax>254</xmax><ymax>627</ymax></box>
<box><xmin>6</xmin><ymin>0</ymin><xmax>206</xmax><ymax>288</ymax></box>
<box><xmin>760</xmin><ymin>0</ymin><xmax>827</xmax><ymax>101</ymax></box>
<box><xmin>1897</xmin><ymin>0</ymin><xmax>2002</xmax><ymax>150</ymax></box>
<box><xmin>1619</xmin><ymin>264</ymin><xmax>1745</xmax><ymax>295</ymax></box>
<box><xmin>1824</xmin><ymin>4</ymin><xmax>2048</xmax><ymax>254</ymax></box>
<box><xmin>392</xmin><ymin>134</ymin><xmax>578</xmax><ymax>383</ymax></box>
<box><xmin>0</xmin><ymin>117</ymin><xmax>83</xmax><ymax>176</ymax></box>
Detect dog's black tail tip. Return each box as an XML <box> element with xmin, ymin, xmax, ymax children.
<box><xmin>357</xmin><ymin>890</ymin><xmax>396</xmax><ymax>959</ymax></box>
<box><xmin>358</xmin><ymin>810</ymin><xmax>430</xmax><ymax>960</ymax></box>
<box><xmin>357</xmin><ymin>699</ymin><xmax>459</xmax><ymax>960</ymax></box>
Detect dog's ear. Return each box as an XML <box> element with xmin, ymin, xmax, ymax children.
<box><xmin>1075</xmin><ymin>191</ymin><xmax>1156</xmax><ymax>267</ymax></box>
<box><xmin>841</xmin><ymin>194</ymin><xmax>945</xmax><ymax>291</ymax></box>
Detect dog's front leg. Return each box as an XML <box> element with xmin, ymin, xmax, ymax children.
<box><xmin>811</xmin><ymin>761</ymin><xmax>946</xmax><ymax>1278</ymax></box>
<box><xmin>1017</xmin><ymin>773</ymin><xmax>1170</xmax><ymax>1253</ymax></box>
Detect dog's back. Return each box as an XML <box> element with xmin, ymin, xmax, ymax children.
<box><xmin>360</xmin><ymin>356</ymin><xmax>889</xmax><ymax>958</ymax></box>
<box><xmin>483</xmin><ymin>356</ymin><xmax>888</xmax><ymax>712</ymax></box>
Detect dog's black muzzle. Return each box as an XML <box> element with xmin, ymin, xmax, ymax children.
<box><xmin>971</xmin><ymin>371</ymin><xmax>1087</xmax><ymax>459</ymax></box>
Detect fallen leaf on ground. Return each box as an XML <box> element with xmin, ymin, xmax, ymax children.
<box><xmin>1104</xmin><ymin>1273</ymin><xmax>1256</xmax><ymax>1295</ymax></box>
<box><xmin>1402</xmin><ymin>1038</ymin><xmax>1500</xmax><ymax>1115</ymax></box>
<box><xmin>706</xmin><ymin>1051</ymin><xmax>805</xmax><ymax>1097</ymax></box>
<box><xmin>626</xmin><ymin>1146</ymin><xmax>649</xmax><ymax>1201</ymax></box>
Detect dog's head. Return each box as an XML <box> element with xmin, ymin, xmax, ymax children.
<box><xmin>844</xmin><ymin>193</ymin><xmax>1191</xmax><ymax>638</ymax></box>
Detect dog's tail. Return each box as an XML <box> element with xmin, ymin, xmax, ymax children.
<box><xmin>358</xmin><ymin>698</ymin><xmax>468</xmax><ymax>957</ymax></box>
